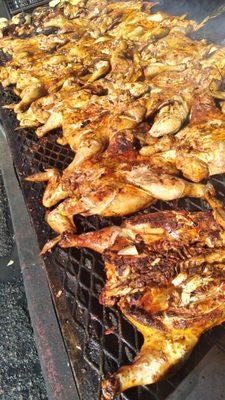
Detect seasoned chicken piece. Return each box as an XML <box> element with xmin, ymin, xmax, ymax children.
<box><xmin>149</xmin><ymin>94</ymin><xmax>189</xmax><ymax>137</ymax></box>
<box><xmin>18</xmin><ymin>78</ymin><xmax>149</xmax><ymax>166</ymax></box>
<box><xmin>0</xmin><ymin>49</ymin><xmax>83</xmax><ymax>111</ymax></box>
<box><xmin>108</xmin><ymin>275</ymin><xmax>225</xmax><ymax>399</ymax></box>
<box><xmin>58</xmin><ymin>200</ymin><xmax>225</xmax><ymax>399</ymax></box>
<box><xmin>61</xmin><ymin>93</ymin><xmax>147</xmax><ymax>160</ymax></box>
<box><xmin>144</xmin><ymin>61</ymin><xmax>224</xmax><ymax>138</ymax></box>
<box><xmin>143</xmin><ymin>93</ymin><xmax>225</xmax><ymax>182</ymax></box>
<box><xmin>60</xmin><ymin>203</ymin><xmax>225</xmax><ymax>303</ymax></box>
<box><xmin>17</xmin><ymin>80</ymin><xmax>90</xmax><ymax>135</ymax></box>
<box><xmin>140</xmin><ymin>47</ymin><xmax>225</xmax><ymax>139</ymax></box>
<box><xmin>142</xmin><ymin>31</ymin><xmax>214</xmax><ymax>69</ymax></box>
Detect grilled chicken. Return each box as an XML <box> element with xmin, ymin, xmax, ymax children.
<box><xmin>0</xmin><ymin>0</ymin><xmax>218</xmax><ymax>141</ymax></box>
<box><xmin>141</xmin><ymin>92</ymin><xmax>225</xmax><ymax>182</ymax></box>
<box><xmin>26</xmin><ymin>131</ymin><xmax>213</xmax><ymax>253</ymax></box>
<box><xmin>2</xmin><ymin>2</ymin><xmax>225</xmax><ymax>399</ymax></box>
<box><xmin>18</xmin><ymin>79</ymin><xmax>149</xmax><ymax>167</ymax></box>
<box><xmin>14</xmin><ymin>37</ymin><xmax>221</xmax><ymax>147</ymax></box>
<box><xmin>59</xmin><ymin>195</ymin><xmax>225</xmax><ymax>399</ymax></box>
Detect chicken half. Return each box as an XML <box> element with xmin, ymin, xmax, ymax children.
<box><xmin>26</xmin><ymin>131</ymin><xmax>213</xmax><ymax>253</ymax></box>
<box><xmin>59</xmin><ymin>195</ymin><xmax>225</xmax><ymax>399</ymax></box>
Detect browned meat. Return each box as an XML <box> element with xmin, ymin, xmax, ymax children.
<box><xmin>26</xmin><ymin>131</ymin><xmax>213</xmax><ymax>253</ymax></box>
<box><xmin>141</xmin><ymin>91</ymin><xmax>225</xmax><ymax>182</ymax></box>
<box><xmin>0</xmin><ymin>0</ymin><xmax>219</xmax><ymax>145</ymax></box>
<box><xmin>59</xmin><ymin>197</ymin><xmax>225</xmax><ymax>398</ymax></box>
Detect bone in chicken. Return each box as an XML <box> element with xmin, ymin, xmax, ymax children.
<box><xmin>26</xmin><ymin>131</ymin><xmax>213</xmax><ymax>254</ymax></box>
<box><xmin>59</xmin><ymin>195</ymin><xmax>225</xmax><ymax>399</ymax></box>
<box><xmin>141</xmin><ymin>91</ymin><xmax>225</xmax><ymax>182</ymax></box>
<box><xmin>11</xmin><ymin>36</ymin><xmax>223</xmax><ymax>152</ymax></box>
<box><xmin>0</xmin><ymin>0</ymin><xmax>221</xmax><ymax>144</ymax></box>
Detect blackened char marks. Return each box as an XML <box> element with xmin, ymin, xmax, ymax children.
<box><xmin>0</xmin><ymin>50</ymin><xmax>12</xmax><ymax>67</ymax></box>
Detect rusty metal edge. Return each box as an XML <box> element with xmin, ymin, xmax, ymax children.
<box><xmin>0</xmin><ymin>125</ymin><xmax>80</xmax><ymax>400</ymax></box>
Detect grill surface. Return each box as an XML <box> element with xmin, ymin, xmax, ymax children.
<box><xmin>2</xmin><ymin>86</ymin><xmax>225</xmax><ymax>400</ymax></box>
<box><xmin>4</xmin><ymin>0</ymin><xmax>48</xmax><ymax>15</ymax></box>
<box><xmin>1</xmin><ymin>2</ymin><xmax>225</xmax><ymax>397</ymax></box>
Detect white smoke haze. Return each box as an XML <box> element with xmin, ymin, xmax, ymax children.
<box><xmin>151</xmin><ymin>0</ymin><xmax>225</xmax><ymax>43</ymax></box>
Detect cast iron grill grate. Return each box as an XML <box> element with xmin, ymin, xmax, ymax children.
<box><xmin>1</xmin><ymin>81</ymin><xmax>225</xmax><ymax>400</ymax></box>
<box><xmin>4</xmin><ymin>0</ymin><xmax>48</xmax><ymax>15</ymax></box>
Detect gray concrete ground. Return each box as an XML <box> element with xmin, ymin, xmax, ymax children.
<box><xmin>0</xmin><ymin>280</ymin><xmax>48</xmax><ymax>400</ymax></box>
<box><xmin>0</xmin><ymin>173</ymin><xmax>47</xmax><ymax>400</ymax></box>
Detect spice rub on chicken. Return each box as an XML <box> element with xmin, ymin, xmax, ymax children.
<box><xmin>59</xmin><ymin>196</ymin><xmax>225</xmax><ymax>399</ymax></box>
<box><xmin>26</xmin><ymin>130</ymin><xmax>213</xmax><ymax>254</ymax></box>
<box><xmin>0</xmin><ymin>0</ymin><xmax>222</xmax><ymax>151</ymax></box>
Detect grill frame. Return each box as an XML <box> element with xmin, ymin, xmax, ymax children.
<box><xmin>2</xmin><ymin>1</ymin><xmax>225</xmax><ymax>399</ymax></box>
<box><xmin>4</xmin><ymin>0</ymin><xmax>48</xmax><ymax>15</ymax></box>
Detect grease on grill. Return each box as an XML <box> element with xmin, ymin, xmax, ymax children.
<box><xmin>1</xmin><ymin>79</ymin><xmax>225</xmax><ymax>400</ymax></box>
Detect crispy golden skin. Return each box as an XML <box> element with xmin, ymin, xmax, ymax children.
<box><xmin>5</xmin><ymin>0</ymin><xmax>223</xmax><ymax>249</ymax></box>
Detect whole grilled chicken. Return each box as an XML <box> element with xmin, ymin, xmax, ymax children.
<box><xmin>59</xmin><ymin>194</ymin><xmax>225</xmax><ymax>399</ymax></box>
<box><xmin>26</xmin><ymin>131</ymin><xmax>213</xmax><ymax>253</ymax></box>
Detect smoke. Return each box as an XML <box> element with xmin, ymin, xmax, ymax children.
<box><xmin>151</xmin><ymin>0</ymin><xmax>225</xmax><ymax>43</ymax></box>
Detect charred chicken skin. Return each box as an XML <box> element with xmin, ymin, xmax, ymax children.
<box><xmin>59</xmin><ymin>196</ymin><xmax>225</xmax><ymax>399</ymax></box>
<box><xmin>26</xmin><ymin>131</ymin><xmax>213</xmax><ymax>254</ymax></box>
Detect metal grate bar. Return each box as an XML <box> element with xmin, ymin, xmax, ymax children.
<box><xmin>3</xmin><ymin>0</ymin><xmax>48</xmax><ymax>15</ymax></box>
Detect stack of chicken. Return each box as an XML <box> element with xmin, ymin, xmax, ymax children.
<box><xmin>1</xmin><ymin>1</ymin><xmax>225</xmax><ymax>398</ymax></box>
